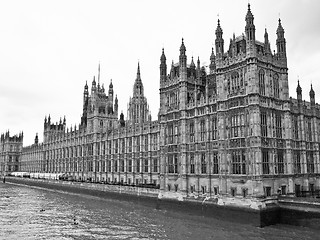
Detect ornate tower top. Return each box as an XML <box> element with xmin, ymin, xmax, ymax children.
<box><xmin>180</xmin><ymin>38</ymin><xmax>186</xmax><ymax>55</ymax></box>
<box><xmin>296</xmin><ymin>80</ymin><xmax>302</xmax><ymax>101</ymax></box>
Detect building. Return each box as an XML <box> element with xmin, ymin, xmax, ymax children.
<box><xmin>0</xmin><ymin>131</ymin><xmax>23</xmax><ymax>174</ymax></box>
<box><xmin>4</xmin><ymin>4</ymin><xmax>320</xmax><ymax>198</ymax></box>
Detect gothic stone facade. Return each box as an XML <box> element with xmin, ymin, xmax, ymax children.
<box><xmin>0</xmin><ymin>131</ymin><xmax>23</xmax><ymax>174</ymax></box>
<box><xmin>18</xmin><ymin>5</ymin><xmax>320</xmax><ymax>198</ymax></box>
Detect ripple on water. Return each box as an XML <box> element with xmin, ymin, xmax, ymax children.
<box><xmin>1</xmin><ymin>183</ymin><xmax>320</xmax><ymax>240</ymax></box>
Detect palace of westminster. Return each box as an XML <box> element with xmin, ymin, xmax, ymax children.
<box><xmin>1</xmin><ymin>5</ymin><xmax>320</xmax><ymax>198</ymax></box>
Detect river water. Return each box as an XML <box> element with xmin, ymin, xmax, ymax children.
<box><xmin>1</xmin><ymin>182</ymin><xmax>320</xmax><ymax>240</ymax></box>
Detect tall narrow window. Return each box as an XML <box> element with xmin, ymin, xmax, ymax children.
<box><xmin>190</xmin><ymin>154</ymin><xmax>195</xmax><ymax>174</ymax></box>
<box><xmin>136</xmin><ymin>159</ymin><xmax>140</xmax><ymax>173</ymax></box>
<box><xmin>292</xmin><ymin>115</ymin><xmax>299</xmax><ymax>140</ymax></box>
<box><xmin>212</xmin><ymin>116</ymin><xmax>217</xmax><ymax>140</ymax></box>
<box><xmin>259</xmin><ymin>70</ymin><xmax>265</xmax><ymax>95</ymax></box>
<box><xmin>212</xmin><ymin>152</ymin><xmax>219</xmax><ymax>174</ymax></box>
<box><xmin>273</xmin><ymin>74</ymin><xmax>280</xmax><ymax>98</ymax></box>
<box><xmin>261</xmin><ymin>111</ymin><xmax>267</xmax><ymax>137</ymax></box>
<box><xmin>307</xmin><ymin>152</ymin><xmax>315</xmax><ymax>173</ymax></box>
<box><xmin>144</xmin><ymin>159</ymin><xmax>148</xmax><ymax>173</ymax></box>
<box><xmin>262</xmin><ymin>150</ymin><xmax>269</xmax><ymax>174</ymax></box>
<box><xmin>190</xmin><ymin>122</ymin><xmax>194</xmax><ymax>142</ymax></box>
<box><xmin>153</xmin><ymin>158</ymin><xmax>158</xmax><ymax>172</ymax></box>
<box><xmin>276</xmin><ymin>151</ymin><xmax>284</xmax><ymax>174</ymax></box>
<box><xmin>275</xmin><ymin>113</ymin><xmax>282</xmax><ymax>138</ymax></box>
<box><xmin>128</xmin><ymin>159</ymin><xmax>132</xmax><ymax>172</ymax></box>
<box><xmin>293</xmin><ymin>151</ymin><xmax>301</xmax><ymax>174</ymax></box>
<box><xmin>200</xmin><ymin>120</ymin><xmax>206</xmax><ymax>141</ymax></box>
<box><xmin>201</xmin><ymin>153</ymin><xmax>207</xmax><ymax>174</ymax></box>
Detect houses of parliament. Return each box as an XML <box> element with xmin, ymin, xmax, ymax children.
<box><xmin>1</xmin><ymin>5</ymin><xmax>320</xmax><ymax>199</ymax></box>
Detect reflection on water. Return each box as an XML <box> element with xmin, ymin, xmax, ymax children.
<box><xmin>1</xmin><ymin>182</ymin><xmax>320</xmax><ymax>240</ymax></box>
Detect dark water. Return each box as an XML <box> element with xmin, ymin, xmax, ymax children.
<box><xmin>1</xmin><ymin>183</ymin><xmax>320</xmax><ymax>240</ymax></box>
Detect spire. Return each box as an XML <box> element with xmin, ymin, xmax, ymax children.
<box><xmin>180</xmin><ymin>38</ymin><xmax>186</xmax><ymax>55</ymax></box>
<box><xmin>197</xmin><ymin>56</ymin><xmax>200</xmax><ymax>69</ymax></box>
<box><xmin>179</xmin><ymin>38</ymin><xmax>187</xmax><ymax>68</ymax></box>
<box><xmin>136</xmin><ymin>61</ymin><xmax>141</xmax><ymax>81</ymax></box>
<box><xmin>276</xmin><ymin>18</ymin><xmax>286</xmax><ymax>57</ymax></box>
<box><xmin>190</xmin><ymin>56</ymin><xmax>195</xmax><ymax>68</ymax></box>
<box><xmin>215</xmin><ymin>19</ymin><xmax>224</xmax><ymax>55</ymax></box>
<box><xmin>264</xmin><ymin>28</ymin><xmax>271</xmax><ymax>53</ymax></box>
<box><xmin>160</xmin><ymin>48</ymin><xmax>167</xmax><ymax>78</ymax></box>
<box><xmin>98</xmin><ymin>62</ymin><xmax>100</xmax><ymax>85</ymax></box>
<box><xmin>160</xmin><ymin>48</ymin><xmax>166</xmax><ymax>62</ymax></box>
<box><xmin>210</xmin><ymin>47</ymin><xmax>216</xmax><ymax>72</ymax></box>
<box><xmin>245</xmin><ymin>3</ymin><xmax>255</xmax><ymax>42</ymax></box>
<box><xmin>310</xmin><ymin>84</ymin><xmax>315</xmax><ymax>103</ymax></box>
<box><xmin>297</xmin><ymin>80</ymin><xmax>302</xmax><ymax>101</ymax></box>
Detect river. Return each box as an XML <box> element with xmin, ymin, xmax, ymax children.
<box><xmin>1</xmin><ymin>182</ymin><xmax>319</xmax><ymax>240</ymax></box>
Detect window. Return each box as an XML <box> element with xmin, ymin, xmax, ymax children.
<box><xmin>230</xmin><ymin>112</ymin><xmax>245</xmax><ymax>138</ymax></box>
<box><xmin>293</xmin><ymin>151</ymin><xmax>301</xmax><ymax>174</ymax></box>
<box><xmin>231</xmin><ymin>150</ymin><xmax>246</xmax><ymax>174</ymax></box>
<box><xmin>144</xmin><ymin>159</ymin><xmax>148</xmax><ymax>173</ymax></box>
<box><xmin>128</xmin><ymin>159</ymin><xmax>132</xmax><ymax>172</ymax></box>
<box><xmin>292</xmin><ymin>115</ymin><xmax>299</xmax><ymax>140</ymax></box>
<box><xmin>153</xmin><ymin>158</ymin><xmax>158</xmax><ymax>172</ymax></box>
<box><xmin>273</xmin><ymin>74</ymin><xmax>280</xmax><ymax>98</ymax></box>
<box><xmin>201</xmin><ymin>153</ymin><xmax>207</xmax><ymax>174</ymax></box>
<box><xmin>190</xmin><ymin>154</ymin><xmax>195</xmax><ymax>174</ymax></box>
<box><xmin>129</xmin><ymin>138</ymin><xmax>132</xmax><ymax>152</ymax></box>
<box><xmin>275</xmin><ymin>113</ymin><xmax>282</xmax><ymax>138</ymax></box>
<box><xmin>114</xmin><ymin>160</ymin><xmax>118</xmax><ymax>172</ymax></box>
<box><xmin>307</xmin><ymin>151</ymin><xmax>315</xmax><ymax>173</ymax></box>
<box><xmin>121</xmin><ymin>139</ymin><xmax>125</xmax><ymax>153</ymax></box>
<box><xmin>136</xmin><ymin>137</ymin><xmax>140</xmax><ymax>152</ymax></box>
<box><xmin>261</xmin><ymin>111</ymin><xmax>267</xmax><ymax>137</ymax></box>
<box><xmin>200</xmin><ymin>120</ymin><xmax>206</xmax><ymax>141</ymax></box>
<box><xmin>167</xmin><ymin>124</ymin><xmax>174</xmax><ymax>144</ymax></box>
<box><xmin>120</xmin><ymin>160</ymin><xmax>124</xmax><ymax>172</ymax></box>
<box><xmin>262</xmin><ymin>150</ymin><xmax>269</xmax><ymax>174</ymax></box>
<box><xmin>136</xmin><ymin>159</ymin><xmax>140</xmax><ymax>173</ymax></box>
<box><xmin>275</xmin><ymin>151</ymin><xmax>284</xmax><ymax>174</ymax></box>
<box><xmin>264</xmin><ymin>186</ymin><xmax>271</xmax><ymax>197</ymax></box>
<box><xmin>212</xmin><ymin>152</ymin><xmax>219</xmax><ymax>174</ymax></box>
<box><xmin>190</xmin><ymin>122</ymin><xmax>194</xmax><ymax>142</ymax></box>
<box><xmin>168</xmin><ymin>154</ymin><xmax>178</xmax><ymax>174</ymax></box>
<box><xmin>144</xmin><ymin>136</ymin><xmax>148</xmax><ymax>152</ymax></box>
<box><xmin>306</xmin><ymin>118</ymin><xmax>312</xmax><ymax>142</ymax></box>
<box><xmin>212</xmin><ymin>116</ymin><xmax>217</xmax><ymax>140</ymax></box>
<box><xmin>115</xmin><ymin>140</ymin><xmax>118</xmax><ymax>154</ymax></box>
<box><xmin>259</xmin><ymin>70</ymin><xmax>265</xmax><ymax>95</ymax></box>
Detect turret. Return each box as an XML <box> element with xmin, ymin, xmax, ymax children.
<box><xmin>92</xmin><ymin>76</ymin><xmax>96</xmax><ymax>93</ymax></box>
<box><xmin>179</xmin><ymin>38</ymin><xmax>187</xmax><ymax>68</ymax></box>
<box><xmin>245</xmin><ymin>4</ymin><xmax>255</xmax><ymax>42</ymax></box>
<box><xmin>81</xmin><ymin>81</ymin><xmax>89</xmax><ymax>126</ymax></box>
<box><xmin>276</xmin><ymin>18</ymin><xmax>286</xmax><ymax>58</ymax></box>
<box><xmin>119</xmin><ymin>112</ymin><xmax>125</xmax><ymax>127</ymax></box>
<box><xmin>34</xmin><ymin>133</ymin><xmax>39</xmax><ymax>145</ymax></box>
<box><xmin>209</xmin><ymin>47</ymin><xmax>216</xmax><ymax>73</ymax></box>
<box><xmin>297</xmin><ymin>80</ymin><xmax>302</xmax><ymax>102</ymax></box>
<box><xmin>310</xmin><ymin>84</ymin><xmax>315</xmax><ymax>106</ymax></box>
<box><xmin>114</xmin><ymin>95</ymin><xmax>118</xmax><ymax>114</ymax></box>
<box><xmin>264</xmin><ymin>28</ymin><xmax>271</xmax><ymax>54</ymax></box>
<box><xmin>160</xmin><ymin>48</ymin><xmax>167</xmax><ymax>81</ymax></box>
<box><xmin>215</xmin><ymin>19</ymin><xmax>224</xmax><ymax>57</ymax></box>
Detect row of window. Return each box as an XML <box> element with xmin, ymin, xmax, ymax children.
<box><xmin>262</xmin><ymin>150</ymin><xmax>315</xmax><ymax>175</ymax></box>
<box><xmin>259</xmin><ymin>70</ymin><xmax>280</xmax><ymax>98</ymax></box>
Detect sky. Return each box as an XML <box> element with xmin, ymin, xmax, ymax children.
<box><xmin>1</xmin><ymin>0</ymin><xmax>320</xmax><ymax>146</ymax></box>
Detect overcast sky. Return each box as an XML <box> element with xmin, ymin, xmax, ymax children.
<box><xmin>1</xmin><ymin>0</ymin><xmax>319</xmax><ymax>146</ymax></box>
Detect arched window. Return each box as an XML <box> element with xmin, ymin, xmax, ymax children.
<box><xmin>259</xmin><ymin>70</ymin><xmax>265</xmax><ymax>95</ymax></box>
<box><xmin>273</xmin><ymin>74</ymin><xmax>280</xmax><ymax>98</ymax></box>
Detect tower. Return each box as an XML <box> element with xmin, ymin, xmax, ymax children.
<box><xmin>245</xmin><ymin>4</ymin><xmax>256</xmax><ymax>55</ymax></box>
<box><xmin>276</xmin><ymin>18</ymin><xmax>286</xmax><ymax>58</ymax></box>
<box><xmin>215</xmin><ymin>19</ymin><xmax>224</xmax><ymax>58</ymax></box>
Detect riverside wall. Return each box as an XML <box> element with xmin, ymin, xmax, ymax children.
<box><xmin>8</xmin><ymin>176</ymin><xmax>320</xmax><ymax>228</ymax></box>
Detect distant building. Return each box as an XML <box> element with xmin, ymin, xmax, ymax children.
<box><xmin>0</xmin><ymin>131</ymin><xmax>23</xmax><ymax>174</ymax></box>
<box><xmin>4</xmin><ymin>4</ymin><xmax>320</xmax><ymax>198</ymax></box>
